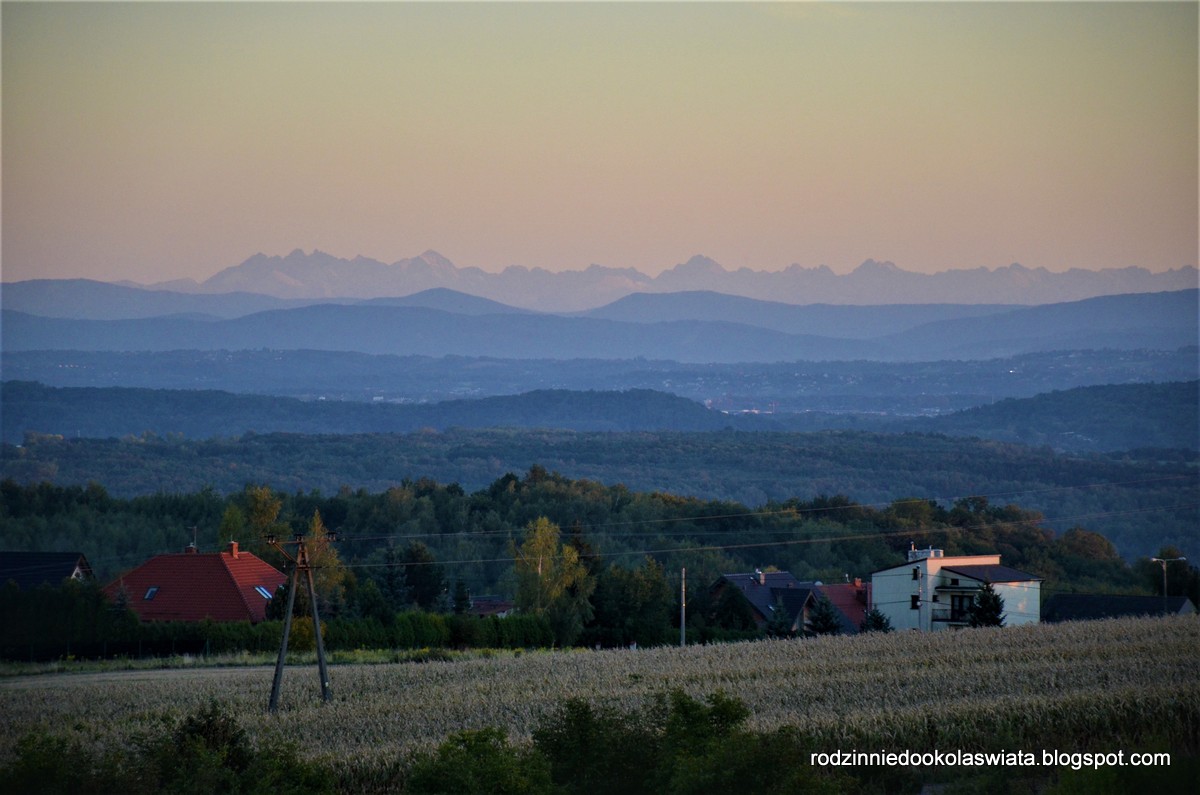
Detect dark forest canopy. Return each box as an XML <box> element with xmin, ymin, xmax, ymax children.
<box><xmin>2</xmin><ymin>427</ymin><xmax>1194</xmax><ymax>559</ymax></box>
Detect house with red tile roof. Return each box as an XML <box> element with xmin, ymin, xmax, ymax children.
<box><xmin>103</xmin><ymin>542</ymin><xmax>285</xmax><ymax>623</ymax></box>
<box><xmin>811</xmin><ymin>579</ymin><xmax>870</xmax><ymax>634</ymax></box>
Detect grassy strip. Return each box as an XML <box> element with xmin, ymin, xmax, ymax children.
<box><xmin>0</xmin><ymin>646</ymin><xmax>532</xmax><ymax>678</ymax></box>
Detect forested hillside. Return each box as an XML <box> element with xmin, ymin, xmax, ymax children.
<box><xmin>3</xmin><ymin>429</ymin><xmax>1193</xmax><ymax>558</ymax></box>
<box><xmin>0</xmin><ymin>382</ymin><xmax>733</xmax><ymax>443</ymax></box>
<box><xmin>919</xmin><ymin>380</ymin><xmax>1199</xmax><ymax>451</ymax></box>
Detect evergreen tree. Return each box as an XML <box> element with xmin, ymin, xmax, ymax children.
<box><xmin>351</xmin><ymin>578</ymin><xmax>392</xmax><ymax>624</ymax></box>
<box><xmin>453</xmin><ymin>580</ymin><xmax>471</xmax><ymax>615</ymax></box>
<box><xmin>379</xmin><ymin>543</ymin><xmax>408</xmax><ymax>609</ymax></box>
<box><xmin>403</xmin><ymin>541</ymin><xmax>447</xmax><ymax>611</ymax></box>
<box><xmin>586</xmin><ymin>558</ymin><xmax>672</xmax><ymax>648</ymax></box>
<box><xmin>859</xmin><ymin>607</ymin><xmax>893</xmax><ymax>633</ymax></box>
<box><xmin>764</xmin><ymin>595</ymin><xmax>794</xmax><ymax>639</ymax></box>
<box><xmin>807</xmin><ymin>596</ymin><xmax>843</xmax><ymax>636</ymax></box>
<box><xmin>968</xmin><ymin>581</ymin><xmax>1006</xmax><ymax>627</ymax></box>
<box><xmin>712</xmin><ymin>586</ymin><xmax>757</xmax><ymax>632</ymax></box>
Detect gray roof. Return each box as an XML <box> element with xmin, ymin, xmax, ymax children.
<box><xmin>1042</xmin><ymin>593</ymin><xmax>1197</xmax><ymax>623</ymax></box>
<box><xmin>772</xmin><ymin>587</ymin><xmax>816</xmax><ymax>628</ymax></box>
<box><xmin>0</xmin><ymin>551</ymin><xmax>93</xmax><ymax>591</ymax></box>
<box><xmin>940</xmin><ymin>564</ymin><xmax>1042</xmax><ymax>584</ymax></box>
<box><xmin>717</xmin><ymin>571</ymin><xmax>811</xmax><ymax>623</ymax></box>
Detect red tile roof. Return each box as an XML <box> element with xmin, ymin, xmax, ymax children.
<box><xmin>103</xmin><ymin>543</ymin><xmax>285</xmax><ymax>623</ymax></box>
<box><xmin>813</xmin><ymin>582</ymin><xmax>869</xmax><ymax>633</ymax></box>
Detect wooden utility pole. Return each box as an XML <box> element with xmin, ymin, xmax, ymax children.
<box><xmin>267</xmin><ymin>532</ymin><xmax>335</xmax><ymax>713</ymax></box>
<box><xmin>680</xmin><ymin>567</ymin><xmax>687</xmax><ymax>647</ymax></box>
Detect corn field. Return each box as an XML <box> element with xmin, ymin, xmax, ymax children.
<box><xmin>1</xmin><ymin>616</ymin><xmax>1196</xmax><ymax>786</ymax></box>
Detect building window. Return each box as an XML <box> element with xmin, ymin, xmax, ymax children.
<box><xmin>912</xmin><ymin>567</ymin><xmax>919</xmax><ymax>581</ymax></box>
<box><xmin>255</xmin><ymin>586</ymin><xmax>273</xmax><ymax>599</ymax></box>
<box><xmin>950</xmin><ymin>578</ymin><xmax>960</xmax><ymax>586</ymax></box>
<box><xmin>951</xmin><ymin>594</ymin><xmax>972</xmax><ymax>622</ymax></box>
<box><xmin>910</xmin><ymin>595</ymin><xmax>920</xmax><ymax>610</ymax></box>
<box><xmin>144</xmin><ymin>586</ymin><xmax>159</xmax><ymax>600</ymax></box>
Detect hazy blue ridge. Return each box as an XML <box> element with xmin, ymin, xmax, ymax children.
<box><xmin>3</xmin><ymin>379</ymin><xmax>1196</xmax><ymax>453</ymax></box>
<box><xmin>3</xmin><ymin>289</ymin><xmax>1194</xmax><ymax>363</ymax></box>
<box><xmin>3</xmin><ymin>348</ymin><xmax>1195</xmax><ymax>412</ymax></box>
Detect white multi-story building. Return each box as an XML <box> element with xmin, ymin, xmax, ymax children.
<box><xmin>871</xmin><ymin>546</ymin><xmax>1041</xmax><ymax>631</ymax></box>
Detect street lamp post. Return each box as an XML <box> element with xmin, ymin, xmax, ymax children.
<box><xmin>1149</xmin><ymin>556</ymin><xmax>1186</xmax><ymax>616</ymax></box>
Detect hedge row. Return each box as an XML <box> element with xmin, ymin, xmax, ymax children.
<box><xmin>1</xmin><ymin>601</ymin><xmax>555</xmax><ymax>662</ymax></box>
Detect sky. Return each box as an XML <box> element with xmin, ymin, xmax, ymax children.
<box><xmin>2</xmin><ymin>1</ymin><xmax>1197</xmax><ymax>284</ymax></box>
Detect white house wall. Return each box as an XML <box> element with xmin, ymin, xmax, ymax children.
<box><xmin>872</xmin><ymin>553</ymin><xmax>1040</xmax><ymax>632</ymax></box>
<box><xmin>872</xmin><ymin>567</ymin><xmax>925</xmax><ymax>631</ymax></box>
<box><xmin>994</xmin><ymin>581</ymin><xmax>1041</xmax><ymax>626</ymax></box>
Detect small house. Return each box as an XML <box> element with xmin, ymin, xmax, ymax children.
<box><xmin>871</xmin><ymin>546</ymin><xmax>1041</xmax><ymax>631</ymax></box>
<box><xmin>103</xmin><ymin>542</ymin><xmax>285</xmax><ymax>623</ymax></box>
<box><xmin>711</xmin><ymin>570</ymin><xmax>814</xmax><ymax>633</ymax></box>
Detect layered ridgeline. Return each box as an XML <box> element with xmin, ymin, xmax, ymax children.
<box><xmin>3</xmin><ymin>288</ymin><xmax>1196</xmax><ymax>362</ymax></box>
<box><xmin>2</xmin><ymin>380</ymin><xmax>1197</xmax><ymax>453</ymax></box>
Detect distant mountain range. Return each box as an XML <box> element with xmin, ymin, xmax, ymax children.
<box><xmin>9</xmin><ymin>249</ymin><xmax>1193</xmax><ymax>312</ymax></box>
<box><xmin>3</xmin><ymin>289</ymin><xmax>1195</xmax><ymax>363</ymax></box>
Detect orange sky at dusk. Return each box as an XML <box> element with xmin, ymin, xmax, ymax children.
<box><xmin>3</xmin><ymin>1</ymin><xmax>1196</xmax><ymax>285</ymax></box>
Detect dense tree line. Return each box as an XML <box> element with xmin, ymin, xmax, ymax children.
<box><xmin>4</xmin><ymin>472</ymin><xmax>1193</xmax><ymax>659</ymax></box>
<box><xmin>917</xmin><ymin>379</ymin><xmax>1199</xmax><ymax>452</ymax></box>
<box><xmin>0</xmin><ymin>577</ymin><xmax>555</xmax><ymax>662</ymax></box>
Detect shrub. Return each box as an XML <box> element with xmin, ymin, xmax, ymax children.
<box><xmin>1</xmin><ymin>702</ymin><xmax>334</xmax><ymax>795</ymax></box>
<box><xmin>532</xmin><ymin>691</ymin><xmax>839</xmax><ymax>795</ymax></box>
<box><xmin>405</xmin><ymin>728</ymin><xmax>554</xmax><ymax>795</ymax></box>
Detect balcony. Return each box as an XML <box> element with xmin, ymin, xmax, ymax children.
<box><xmin>932</xmin><ymin>607</ymin><xmax>969</xmax><ymax>623</ymax></box>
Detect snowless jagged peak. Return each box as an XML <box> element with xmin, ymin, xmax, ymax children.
<box><xmin>415</xmin><ymin>250</ymin><xmax>455</xmax><ymax>268</ymax></box>
<box><xmin>853</xmin><ymin>259</ymin><xmax>903</xmax><ymax>274</ymax></box>
<box><xmin>672</xmin><ymin>254</ymin><xmax>726</xmax><ymax>273</ymax></box>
